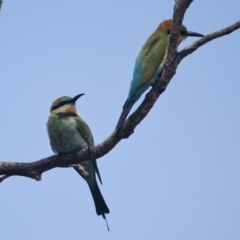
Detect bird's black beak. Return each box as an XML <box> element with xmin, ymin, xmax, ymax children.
<box><xmin>186</xmin><ymin>31</ymin><xmax>205</xmax><ymax>37</ymax></box>
<box><xmin>71</xmin><ymin>93</ymin><xmax>85</xmax><ymax>103</ymax></box>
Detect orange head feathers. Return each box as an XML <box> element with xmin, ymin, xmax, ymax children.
<box><xmin>158</xmin><ymin>19</ymin><xmax>204</xmax><ymax>44</ymax></box>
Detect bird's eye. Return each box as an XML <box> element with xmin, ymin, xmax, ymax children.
<box><xmin>51</xmin><ymin>102</ymin><xmax>68</xmax><ymax>111</ymax></box>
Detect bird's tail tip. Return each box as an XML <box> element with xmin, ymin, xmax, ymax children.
<box><xmin>102</xmin><ymin>214</ymin><xmax>110</xmax><ymax>231</ymax></box>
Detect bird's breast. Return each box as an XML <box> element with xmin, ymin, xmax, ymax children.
<box><xmin>47</xmin><ymin>115</ymin><xmax>88</xmax><ymax>154</ymax></box>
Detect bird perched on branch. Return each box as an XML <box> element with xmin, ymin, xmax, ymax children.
<box><xmin>115</xmin><ymin>19</ymin><xmax>204</xmax><ymax>131</ymax></box>
<box><xmin>47</xmin><ymin>94</ymin><xmax>110</xmax><ymax>230</ymax></box>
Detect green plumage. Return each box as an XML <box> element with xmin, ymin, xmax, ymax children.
<box><xmin>116</xmin><ymin>20</ymin><xmax>204</xmax><ymax>130</ymax></box>
<box><xmin>47</xmin><ymin>95</ymin><xmax>109</xmax><ymax>222</ymax></box>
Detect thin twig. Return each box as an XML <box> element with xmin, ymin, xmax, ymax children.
<box><xmin>0</xmin><ymin>175</ymin><xmax>9</xmax><ymax>183</ymax></box>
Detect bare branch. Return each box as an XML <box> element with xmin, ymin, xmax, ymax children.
<box><xmin>0</xmin><ymin>131</ymin><xmax>123</xmax><ymax>180</ymax></box>
<box><xmin>0</xmin><ymin>0</ymin><xmax>239</xmax><ymax>182</ymax></box>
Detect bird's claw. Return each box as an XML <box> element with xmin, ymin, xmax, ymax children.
<box><xmin>69</xmin><ymin>164</ymin><xmax>89</xmax><ymax>177</ymax></box>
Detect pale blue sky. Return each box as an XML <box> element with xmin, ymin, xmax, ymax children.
<box><xmin>0</xmin><ymin>1</ymin><xmax>240</xmax><ymax>239</ymax></box>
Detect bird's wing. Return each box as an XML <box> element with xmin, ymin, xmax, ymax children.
<box><xmin>128</xmin><ymin>37</ymin><xmax>167</xmax><ymax>99</ymax></box>
<box><xmin>75</xmin><ymin>116</ymin><xmax>94</xmax><ymax>147</ymax></box>
<box><xmin>75</xmin><ymin>116</ymin><xmax>103</xmax><ymax>184</ymax></box>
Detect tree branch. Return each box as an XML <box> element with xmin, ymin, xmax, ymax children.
<box><xmin>1</xmin><ymin>0</ymin><xmax>239</xmax><ymax>182</ymax></box>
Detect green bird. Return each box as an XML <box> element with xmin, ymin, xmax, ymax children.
<box><xmin>115</xmin><ymin>19</ymin><xmax>204</xmax><ymax>130</ymax></box>
<box><xmin>47</xmin><ymin>94</ymin><xmax>110</xmax><ymax>229</ymax></box>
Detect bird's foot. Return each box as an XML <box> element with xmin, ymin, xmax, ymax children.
<box><xmin>69</xmin><ymin>164</ymin><xmax>89</xmax><ymax>177</ymax></box>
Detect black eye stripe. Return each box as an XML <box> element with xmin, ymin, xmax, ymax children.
<box><xmin>51</xmin><ymin>101</ymin><xmax>69</xmax><ymax>111</ymax></box>
<box><xmin>167</xmin><ymin>30</ymin><xmax>187</xmax><ymax>36</ymax></box>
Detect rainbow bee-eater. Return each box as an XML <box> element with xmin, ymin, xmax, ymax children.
<box><xmin>47</xmin><ymin>94</ymin><xmax>110</xmax><ymax>229</ymax></box>
<box><xmin>116</xmin><ymin>19</ymin><xmax>204</xmax><ymax>130</ymax></box>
